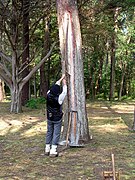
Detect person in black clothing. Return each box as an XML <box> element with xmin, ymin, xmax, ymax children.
<box><xmin>45</xmin><ymin>74</ymin><xmax>67</xmax><ymax>157</ymax></box>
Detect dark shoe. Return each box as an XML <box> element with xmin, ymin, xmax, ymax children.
<box><xmin>44</xmin><ymin>152</ymin><xmax>50</xmax><ymax>156</ymax></box>
<box><xmin>49</xmin><ymin>153</ymin><xmax>59</xmax><ymax>157</ymax></box>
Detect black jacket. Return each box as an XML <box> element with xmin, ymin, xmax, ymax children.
<box><xmin>47</xmin><ymin>92</ymin><xmax>63</xmax><ymax>121</ymax></box>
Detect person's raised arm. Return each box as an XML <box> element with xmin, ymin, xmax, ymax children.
<box><xmin>58</xmin><ymin>77</ymin><xmax>67</xmax><ymax>105</ymax></box>
<box><xmin>55</xmin><ymin>74</ymin><xmax>65</xmax><ymax>86</ymax></box>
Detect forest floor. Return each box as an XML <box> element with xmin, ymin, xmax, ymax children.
<box><xmin>0</xmin><ymin>100</ymin><xmax>135</xmax><ymax>180</ymax></box>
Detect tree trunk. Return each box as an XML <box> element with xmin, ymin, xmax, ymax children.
<box><xmin>10</xmin><ymin>1</ymin><xmax>22</xmax><ymax>113</ymax></box>
<box><xmin>40</xmin><ymin>15</ymin><xmax>50</xmax><ymax>98</ymax></box>
<box><xmin>109</xmin><ymin>35</ymin><xmax>116</xmax><ymax>101</ymax></box>
<box><xmin>119</xmin><ymin>63</ymin><xmax>126</xmax><ymax>100</ymax></box>
<box><xmin>109</xmin><ymin>8</ymin><xmax>120</xmax><ymax>101</ymax></box>
<box><xmin>9</xmin><ymin>42</ymin><xmax>56</xmax><ymax>113</ymax></box>
<box><xmin>21</xmin><ymin>0</ymin><xmax>29</xmax><ymax>105</ymax></box>
<box><xmin>10</xmin><ymin>84</ymin><xmax>22</xmax><ymax>113</ymax></box>
<box><xmin>0</xmin><ymin>1</ymin><xmax>56</xmax><ymax>113</ymax></box>
<box><xmin>11</xmin><ymin>50</ymin><xmax>22</xmax><ymax>113</ymax></box>
<box><xmin>0</xmin><ymin>6</ymin><xmax>5</xmax><ymax>102</ymax></box>
<box><xmin>56</xmin><ymin>0</ymin><xmax>90</xmax><ymax>145</ymax></box>
<box><xmin>33</xmin><ymin>73</ymin><xmax>37</xmax><ymax>98</ymax></box>
<box><xmin>0</xmin><ymin>79</ymin><xmax>5</xmax><ymax>101</ymax></box>
<box><xmin>95</xmin><ymin>57</ymin><xmax>104</xmax><ymax>95</ymax></box>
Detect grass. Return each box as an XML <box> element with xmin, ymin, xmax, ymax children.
<box><xmin>0</xmin><ymin>101</ymin><xmax>135</xmax><ymax>180</ymax></box>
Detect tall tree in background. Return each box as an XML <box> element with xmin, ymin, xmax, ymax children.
<box><xmin>109</xmin><ymin>8</ymin><xmax>119</xmax><ymax>100</ymax></box>
<box><xmin>0</xmin><ymin>1</ymin><xmax>56</xmax><ymax>113</ymax></box>
<box><xmin>0</xmin><ymin>79</ymin><xmax>5</xmax><ymax>101</ymax></box>
<box><xmin>22</xmin><ymin>0</ymin><xmax>30</xmax><ymax>105</ymax></box>
<box><xmin>40</xmin><ymin>1</ymin><xmax>51</xmax><ymax>98</ymax></box>
<box><xmin>56</xmin><ymin>0</ymin><xmax>90</xmax><ymax>145</ymax></box>
<box><xmin>0</xmin><ymin>9</ymin><xmax>5</xmax><ymax>102</ymax></box>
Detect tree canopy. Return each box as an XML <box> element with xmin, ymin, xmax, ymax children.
<box><xmin>0</xmin><ymin>0</ymin><xmax>134</xmax><ymax>106</ymax></box>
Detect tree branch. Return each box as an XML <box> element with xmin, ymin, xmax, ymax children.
<box><xmin>3</xmin><ymin>22</ymin><xmax>15</xmax><ymax>51</ymax></box>
<box><xmin>20</xmin><ymin>42</ymin><xmax>57</xmax><ymax>89</ymax></box>
<box><xmin>0</xmin><ymin>51</ymin><xmax>12</xmax><ymax>63</ymax></box>
<box><xmin>0</xmin><ymin>67</ymin><xmax>12</xmax><ymax>88</ymax></box>
<box><xmin>18</xmin><ymin>46</ymin><xmax>40</xmax><ymax>76</ymax></box>
<box><xmin>18</xmin><ymin>15</ymin><xmax>44</xmax><ymax>60</ymax></box>
<box><xmin>0</xmin><ymin>62</ymin><xmax>12</xmax><ymax>79</ymax></box>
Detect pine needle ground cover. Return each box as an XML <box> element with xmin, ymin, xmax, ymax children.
<box><xmin>0</xmin><ymin>101</ymin><xmax>135</xmax><ymax>180</ymax></box>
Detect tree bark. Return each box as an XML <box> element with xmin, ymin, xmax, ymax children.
<box><xmin>10</xmin><ymin>1</ymin><xmax>22</xmax><ymax>112</ymax></box>
<box><xmin>109</xmin><ymin>8</ymin><xmax>119</xmax><ymax>101</ymax></box>
<box><xmin>56</xmin><ymin>0</ymin><xmax>90</xmax><ymax>144</ymax></box>
<box><xmin>21</xmin><ymin>0</ymin><xmax>30</xmax><ymax>105</ymax></box>
<box><xmin>40</xmin><ymin>15</ymin><xmax>50</xmax><ymax>98</ymax></box>
<box><xmin>10</xmin><ymin>83</ymin><xmax>22</xmax><ymax>113</ymax></box>
<box><xmin>109</xmin><ymin>34</ymin><xmax>116</xmax><ymax>101</ymax></box>
<box><xmin>0</xmin><ymin>79</ymin><xmax>5</xmax><ymax>101</ymax></box>
<box><xmin>119</xmin><ymin>63</ymin><xmax>126</xmax><ymax>100</ymax></box>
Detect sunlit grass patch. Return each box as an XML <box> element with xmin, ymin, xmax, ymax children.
<box><xmin>21</xmin><ymin>121</ymin><xmax>46</xmax><ymax>137</ymax></box>
<box><xmin>91</xmin><ymin>124</ymin><xmax>127</xmax><ymax>133</ymax></box>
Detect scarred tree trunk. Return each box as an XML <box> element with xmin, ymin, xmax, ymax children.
<box><xmin>56</xmin><ymin>0</ymin><xmax>90</xmax><ymax>145</ymax></box>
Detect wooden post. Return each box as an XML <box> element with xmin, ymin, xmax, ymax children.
<box><xmin>112</xmin><ymin>154</ymin><xmax>116</xmax><ymax>180</ymax></box>
<box><xmin>66</xmin><ymin>111</ymin><xmax>72</xmax><ymax>147</ymax></box>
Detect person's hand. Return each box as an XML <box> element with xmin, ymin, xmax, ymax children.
<box><xmin>61</xmin><ymin>74</ymin><xmax>65</xmax><ymax>80</ymax></box>
<box><xmin>62</xmin><ymin>78</ymin><xmax>66</xmax><ymax>85</ymax></box>
<box><xmin>57</xmin><ymin>74</ymin><xmax>66</xmax><ymax>84</ymax></box>
<box><xmin>59</xmin><ymin>74</ymin><xmax>65</xmax><ymax>82</ymax></box>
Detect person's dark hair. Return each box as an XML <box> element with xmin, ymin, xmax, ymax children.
<box><xmin>50</xmin><ymin>84</ymin><xmax>61</xmax><ymax>96</ymax></box>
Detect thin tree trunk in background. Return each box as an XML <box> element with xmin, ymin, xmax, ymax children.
<box><xmin>95</xmin><ymin>57</ymin><xmax>104</xmax><ymax>95</ymax></box>
<box><xmin>132</xmin><ymin>106</ymin><xmax>135</xmax><ymax>130</ymax></box>
<box><xmin>109</xmin><ymin>8</ymin><xmax>119</xmax><ymax>101</ymax></box>
<box><xmin>57</xmin><ymin>0</ymin><xmax>90</xmax><ymax>145</ymax></box>
<box><xmin>22</xmin><ymin>0</ymin><xmax>29</xmax><ymax>105</ymax></box>
<box><xmin>109</xmin><ymin>34</ymin><xmax>115</xmax><ymax>100</ymax></box>
<box><xmin>0</xmin><ymin>15</ymin><xmax>5</xmax><ymax>102</ymax></box>
<box><xmin>0</xmin><ymin>25</ymin><xmax>5</xmax><ymax>101</ymax></box>
<box><xmin>40</xmin><ymin>15</ymin><xmax>50</xmax><ymax>98</ymax></box>
<box><xmin>33</xmin><ymin>73</ymin><xmax>37</xmax><ymax>98</ymax></box>
<box><xmin>119</xmin><ymin>63</ymin><xmax>126</xmax><ymax>100</ymax></box>
<box><xmin>104</xmin><ymin>40</ymin><xmax>109</xmax><ymax>99</ymax></box>
<box><xmin>0</xmin><ymin>79</ymin><xmax>5</xmax><ymax>101</ymax></box>
<box><xmin>91</xmin><ymin>77</ymin><xmax>95</xmax><ymax>100</ymax></box>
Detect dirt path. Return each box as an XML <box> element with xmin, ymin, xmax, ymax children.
<box><xmin>0</xmin><ymin>101</ymin><xmax>135</xmax><ymax>180</ymax></box>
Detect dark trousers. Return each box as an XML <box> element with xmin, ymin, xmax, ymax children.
<box><xmin>46</xmin><ymin>119</ymin><xmax>62</xmax><ymax>145</ymax></box>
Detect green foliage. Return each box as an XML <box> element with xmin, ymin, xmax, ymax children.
<box><xmin>1</xmin><ymin>0</ymin><xmax>135</xmax><ymax>103</ymax></box>
<box><xmin>25</xmin><ymin>97</ymin><xmax>46</xmax><ymax>109</ymax></box>
<box><xmin>81</xmin><ymin>0</ymin><xmax>135</xmax><ymax>100</ymax></box>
